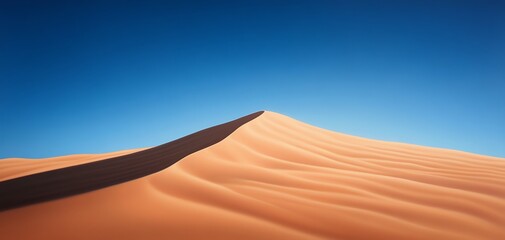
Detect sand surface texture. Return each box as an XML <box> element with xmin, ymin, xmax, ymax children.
<box><xmin>1</xmin><ymin>111</ymin><xmax>504</xmax><ymax>239</ymax></box>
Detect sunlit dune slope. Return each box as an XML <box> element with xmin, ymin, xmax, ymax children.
<box><xmin>1</xmin><ymin>111</ymin><xmax>504</xmax><ymax>240</ymax></box>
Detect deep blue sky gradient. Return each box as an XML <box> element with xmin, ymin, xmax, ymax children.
<box><xmin>1</xmin><ymin>0</ymin><xmax>504</xmax><ymax>158</ymax></box>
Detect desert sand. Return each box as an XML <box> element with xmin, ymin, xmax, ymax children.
<box><xmin>1</xmin><ymin>111</ymin><xmax>504</xmax><ymax>239</ymax></box>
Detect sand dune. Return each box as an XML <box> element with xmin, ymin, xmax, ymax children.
<box><xmin>1</xmin><ymin>111</ymin><xmax>504</xmax><ymax>239</ymax></box>
<box><xmin>0</xmin><ymin>112</ymin><xmax>262</xmax><ymax>211</ymax></box>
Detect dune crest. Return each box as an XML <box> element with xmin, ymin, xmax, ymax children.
<box><xmin>1</xmin><ymin>111</ymin><xmax>504</xmax><ymax>239</ymax></box>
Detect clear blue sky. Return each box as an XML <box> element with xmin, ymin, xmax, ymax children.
<box><xmin>1</xmin><ymin>0</ymin><xmax>504</xmax><ymax>158</ymax></box>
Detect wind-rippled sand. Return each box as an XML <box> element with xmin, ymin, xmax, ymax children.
<box><xmin>1</xmin><ymin>111</ymin><xmax>504</xmax><ymax>239</ymax></box>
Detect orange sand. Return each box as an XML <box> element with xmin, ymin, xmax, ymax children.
<box><xmin>1</xmin><ymin>111</ymin><xmax>504</xmax><ymax>239</ymax></box>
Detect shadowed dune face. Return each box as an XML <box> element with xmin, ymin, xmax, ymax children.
<box><xmin>0</xmin><ymin>149</ymin><xmax>145</xmax><ymax>181</ymax></box>
<box><xmin>1</xmin><ymin>111</ymin><xmax>505</xmax><ymax>239</ymax></box>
